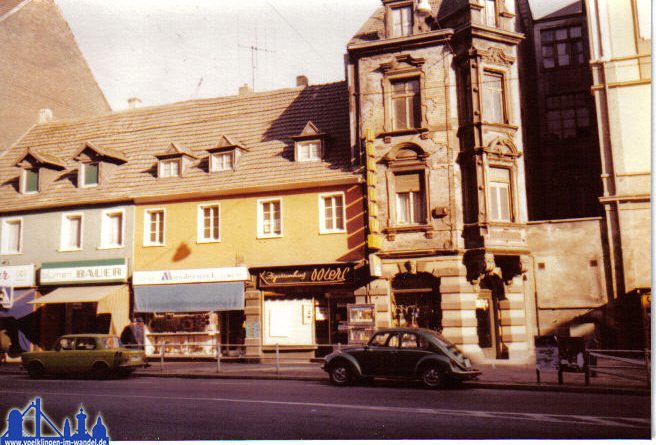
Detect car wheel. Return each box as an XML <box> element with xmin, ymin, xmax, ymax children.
<box><xmin>92</xmin><ymin>362</ymin><xmax>111</xmax><ymax>380</ymax></box>
<box><xmin>27</xmin><ymin>362</ymin><xmax>45</xmax><ymax>379</ymax></box>
<box><xmin>329</xmin><ymin>362</ymin><xmax>353</xmax><ymax>386</ymax></box>
<box><xmin>420</xmin><ymin>365</ymin><xmax>445</xmax><ymax>389</ymax></box>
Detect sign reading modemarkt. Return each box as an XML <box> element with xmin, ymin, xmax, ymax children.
<box><xmin>258</xmin><ymin>264</ymin><xmax>354</xmax><ymax>288</ymax></box>
<box><xmin>40</xmin><ymin>258</ymin><xmax>128</xmax><ymax>285</ymax></box>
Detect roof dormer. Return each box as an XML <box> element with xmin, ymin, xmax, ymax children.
<box><xmin>207</xmin><ymin>135</ymin><xmax>248</xmax><ymax>173</ymax></box>
<box><xmin>154</xmin><ymin>142</ymin><xmax>198</xmax><ymax>178</ymax></box>
<box><xmin>384</xmin><ymin>0</ymin><xmax>433</xmax><ymax>38</ymax></box>
<box><xmin>291</xmin><ymin>122</ymin><xmax>328</xmax><ymax>162</ymax></box>
<box><xmin>14</xmin><ymin>147</ymin><xmax>66</xmax><ymax>195</ymax></box>
<box><xmin>73</xmin><ymin>141</ymin><xmax>127</xmax><ymax>188</ymax></box>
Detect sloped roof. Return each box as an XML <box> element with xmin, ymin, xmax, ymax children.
<box><xmin>73</xmin><ymin>141</ymin><xmax>128</xmax><ymax>163</ymax></box>
<box><xmin>154</xmin><ymin>142</ymin><xmax>198</xmax><ymax>159</ymax></box>
<box><xmin>14</xmin><ymin>147</ymin><xmax>65</xmax><ymax>169</ymax></box>
<box><xmin>0</xmin><ymin>82</ymin><xmax>356</xmax><ymax>212</ymax></box>
<box><xmin>209</xmin><ymin>135</ymin><xmax>248</xmax><ymax>152</ymax></box>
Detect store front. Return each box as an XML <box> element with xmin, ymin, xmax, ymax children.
<box><xmin>33</xmin><ymin>259</ymin><xmax>130</xmax><ymax>349</ymax></box>
<box><xmin>254</xmin><ymin>263</ymin><xmax>356</xmax><ymax>357</ymax></box>
<box><xmin>0</xmin><ymin>265</ymin><xmax>37</xmax><ymax>357</ymax></box>
<box><xmin>390</xmin><ymin>272</ymin><xmax>442</xmax><ymax>331</ymax></box>
<box><xmin>132</xmin><ymin>267</ymin><xmax>249</xmax><ymax>358</ymax></box>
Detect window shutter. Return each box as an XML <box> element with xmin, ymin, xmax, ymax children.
<box><xmin>395</xmin><ymin>173</ymin><xmax>421</xmax><ymax>193</ymax></box>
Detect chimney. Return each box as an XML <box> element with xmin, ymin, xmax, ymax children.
<box><xmin>238</xmin><ymin>84</ymin><xmax>252</xmax><ymax>96</ymax></box>
<box><xmin>38</xmin><ymin>108</ymin><xmax>53</xmax><ymax>123</ymax></box>
<box><xmin>128</xmin><ymin>97</ymin><xmax>142</xmax><ymax>109</ymax></box>
<box><xmin>296</xmin><ymin>75</ymin><xmax>308</xmax><ymax>88</ymax></box>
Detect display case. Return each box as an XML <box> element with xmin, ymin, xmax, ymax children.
<box><xmin>346</xmin><ymin>304</ymin><xmax>375</xmax><ymax>345</ymax></box>
<box><xmin>143</xmin><ymin>312</ymin><xmax>219</xmax><ymax>358</ymax></box>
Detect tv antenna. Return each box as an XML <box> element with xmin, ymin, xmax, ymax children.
<box><xmin>238</xmin><ymin>41</ymin><xmax>276</xmax><ymax>91</ymax></box>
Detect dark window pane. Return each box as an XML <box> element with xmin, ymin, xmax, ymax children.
<box><xmin>24</xmin><ymin>169</ymin><xmax>38</xmax><ymax>193</ymax></box>
<box><xmin>84</xmin><ymin>163</ymin><xmax>99</xmax><ymax>185</ymax></box>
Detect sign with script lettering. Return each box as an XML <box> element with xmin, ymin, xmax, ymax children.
<box><xmin>0</xmin><ymin>264</ymin><xmax>35</xmax><ymax>287</ymax></box>
<box><xmin>40</xmin><ymin>259</ymin><xmax>128</xmax><ymax>285</ymax></box>
<box><xmin>258</xmin><ymin>264</ymin><xmax>353</xmax><ymax>288</ymax></box>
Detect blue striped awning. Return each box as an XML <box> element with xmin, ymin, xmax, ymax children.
<box><xmin>0</xmin><ymin>289</ymin><xmax>35</xmax><ymax>320</ymax></box>
<box><xmin>133</xmin><ymin>282</ymin><xmax>244</xmax><ymax>313</ymax></box>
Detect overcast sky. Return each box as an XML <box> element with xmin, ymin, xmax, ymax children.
<box><xmin>55</xmin><ymin>0</ymin><xmax>380</xmax><ymax>111</ymax></box>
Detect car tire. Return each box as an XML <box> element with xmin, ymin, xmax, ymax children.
<box><xmin>420</xmin><ymin>364</ymin><xmax>445</xmax><ymax>389</ymax></box>
<box><xmin>92</xmin><ymin>362</ymin><xmax>111</xmax><ymax>380</ymax></box>
<box><xmin>329</xmin><ymin>361</ymin><xmax>353</xmax><ymax>386</ymax></box>
<box><xmin>27</xmin><ymin>362</ymin><xmax>45</xmax><ymax>379</ymax></box>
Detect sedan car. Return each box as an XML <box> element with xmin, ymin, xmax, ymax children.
<box><xmin>323</xmin><ymin>327</ymin><xmax>480</xmax><ymax>388</ymax></box>
<box><xmin>21</xmin><ymin>334</ymin><xmax>147</xmax><ymax>379</ymax></box>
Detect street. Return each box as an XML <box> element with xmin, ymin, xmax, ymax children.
<box><xmin>0</xmin><ymin>374</ymin><xmax>650</xmax><ymax>440</ymax></box>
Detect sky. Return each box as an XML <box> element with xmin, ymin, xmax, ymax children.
<box><xmin>55</xmin><ymin>0</ymin><xmax>381</xmax><ymax>111</ymax></box>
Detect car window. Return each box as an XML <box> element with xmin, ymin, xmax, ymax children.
<box><xmin>369</xmin><ymin>332</ymin><xmax>390</xmax><ymax>347</ymax></box>
<box><xmin>387</xmin><ymin>334</ymin><xmax>400</xmax><ymax>348</ymax></box>
<box><xmin>400</xmin><ymin>333</ymin><xmax>419</xmax><ymax>348</ymax></box>
<box><xmin>102</xmin><ymin>336</ymin><xmax>122</xmax><ymax>349</ymax></box>
<box><xmin>55</xmin><ymin>338</ymin><xmax>74</xmax><ymax>351</ymax></box>
<box><xmin>74</xmin><ymin>337</ymin><xmax>97</xmax><ymax>351</ymax></box>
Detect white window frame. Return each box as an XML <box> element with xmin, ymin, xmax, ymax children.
<box><xmin>488</xmin><ymin>167</ymin><xmax>513</xmax><ymax>222</ymax></box>
<box><xmin>295</xmin><ymin>140</ymin><xmax>323</xmax><ymax>162</ymax></box>
<box><xmin>197</xmin><ymin>203</ymin><xmax>221</xmax><ymax>243</ymax></box>
<box><xmin>59</xmin><ymin>212</ymin><xmax>83</xmax><ymax>251</ymax></box>
<box><xmin>79</xmin><ymin>162</ymin><xmax>100</xmax><ymax>188</ymax></box>
<box><xmin>20</xmin><ymin>168</ymin><xmax>39</xmax><ymax>195</ymax></box>
<box><xmin>391</xmin><ymin>5</ymin><xmax>413</xmax><ymax>37</ymax></box>
<box><xmin>210</xmin><ymin>152</ymin><xmax>235</xmax><ymax>172</ymax></box>
<box><xmin>482</xmin><ymin>70</ymin><xmax>507</xmax><ymax>124</ymax></box>
<box><xmin>318</xmin><ymin>192</ymin><xmax>346</xmax><ymax>234</ymax></box>
<box><xmin>0</xmin><ymin>218</ymin><xmax>23</xmax><ymax>255</ymax></box>
<box><xmin>482</xmin><ymin>0</ymin><xmax>498</xmax><ymax>27</ymax></box>
<box><xmin>100</xmin><ymin>208</ymin><xmax>125</xmax><ymax>249</ymax></box>
<box><xmin>158</xmin><ymin>159</ymin><xmax>181</xmax><ymax>178</ymax></box>
<box><xmin>257</xmin><ymin>198</ymin><xmax>283</xmax><ymax>239</ymax></box>
<box><xmin>144</xmin><ymin>208</ymin><xmax>166</xmax><ymax>246</ymax></box>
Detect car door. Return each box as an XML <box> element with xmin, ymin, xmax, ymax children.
<box><xmin>48</xmin><ymin>337</ymin><xmax>75</xmax><ymax>373</ymax></box>
<box><xmin>73</xmin><ymin>337</ymin><xmax>103</xmax><ymax>373</ymax></box>
<box><xmin>394</xmin><ymin>332</ymin><xmax>430</xmax><ymax>378</ymax></box>
<box><xmin>359</xmin><ymin>331</ymin><xmax>395</xmax><ymax>376</ymax></box>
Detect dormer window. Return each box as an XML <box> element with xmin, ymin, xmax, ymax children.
<box><xmin>81</xmin><ymin>162</ymin><xmax>99</xmax><ymax>187</ymax></box>
<box><xmin>391</xmin><ymin>5</ymin><xmax>413</xmax><ymax>37</ymax></box>
<box><xmin>210</xmin><ymin>152</ymin><xmax>234</xmax><ymax>172</ymax></box>
<box><xmin>159</xmin><ymin>159</ymin><xmax>181</xmax><ymax>178</ymax></box>
<box><xmin>14</xmin><ymin>147</ymin><xmax>66</xmax><ymax>195</ymax></box>
<box><xmin>21</xmin><ymin>168</ymin><xmax>38</xmax><ymax>194</ymax></box>
<box><xmin>73</xmin><ymin>142</ymin><xmax>127</xmax><ymax>188</ymax></box>
<box><xmin>292</xmin><ymin>121</ymin><xmax>327</xmax><ymax>162</ymax></box>
<box><xmin>207</xmin><ymin>135</ymin><xmax>247</xmax><ymax>173</ymax></box>
<box><xmin>154</xmin><ymin>142</ymin><xmax>197</xmax><ymax>178</ymax></box>
<box><xmin>482</xmin><ymin>0</ymin><xmax>498</xmax><ymax>27</ymax></box>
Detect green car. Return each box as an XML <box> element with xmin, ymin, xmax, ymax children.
<box><xmin>21</xmin><ymin>334</ymin><xmax>147</xmax><ymax>379</ymax></box>
<box><xmin>322</xmin><ymin>327</ymin><xmax>481</xmax><ymax>388</ymax></box>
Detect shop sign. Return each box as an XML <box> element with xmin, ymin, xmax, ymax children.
<box><xmin>133</xmin><ymin>266</ymin><xmax>249</xmax><ymax>285</ymax></box>
<box><xmin>258</xmin><ymin>264</ymin><xmax>353</xmax><ymax>288</ymax></box>
<box><xmin>0</xmin><ymin>264</ymin><xmax>35</xmax><ymax>287</ymax></box>
<box><xmin>40</xmin><ymin>259</ymin><xmax>128</xmax><ymax>285</ymax></box>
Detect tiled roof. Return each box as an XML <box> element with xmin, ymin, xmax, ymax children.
<box><xmin>0</xmin><ymin>0</ymin><xmax>27</xmax><ymax>21</ymax></box>
<box><xmin>154</xmin><ymin>142</ymin><xmax>198</xmax><ymax>159</ymax></box>
<box><xmin>73</xmin><ymin>141</ymin><xmax>128</xmax><ymax>163</ymax></box>
<box><xmin>14</xmin><ymin>147</ymin><xmax>65</xmax><ymax>169</ymax></box>
<box><xmin>0</xmin><ymin>82</ymin><xmax>357</xmax><ymax>213</ymax></box>
<box><xmin>348</xmin><ymin>1</ymin><xmax>448</xmax><ymax>46</ymax></box>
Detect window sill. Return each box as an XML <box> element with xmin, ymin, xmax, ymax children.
<box><xmin>319</xmin><ymin>229</ymin><xmax>346</xmax><ymax>235</ymax></box>
<box><xmin>377</xmin><ymin>128</ymin><xmax>428</xmax><ymax>139</ymax></box>
<box><xmin>0</xmin><ymin>251</ymin><xmax>22</xmax><ymax>256</ymax></box>
<box><xmin>57</xmin><ymin>247</ymin><xmax>82</xmax><ymax>252</ymax></box>
<box><xmin>385</xmin><ymin>224</ymin><xmax>432</xmax><ymax>233</ymax></box>
<box><xmin>97</xmin><ymin>245</ymin><xmax>124</xmax><ymax>250</ymax></box>
<box><xmin>257</xmin><ymin>234</ymin><xmax>283</xmax><ymax>240</ymax></box>
<box><xmin>196</xmin><ymin>239</ymin><xmax>221</xmax><ymax>244</ymax></box>
<box><xmin>143</xmin><ymin>243</ymin><xmax>165</xmax><ymax>248</ymax></box>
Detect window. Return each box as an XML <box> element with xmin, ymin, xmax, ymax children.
<box><xmin>400</xmin><ymin>333</ymin><xmax>419</xmax><ymax>348</ymax></box>
<box><xmin>391</xmin><ymin>78</ymin><xmax>421</xmax><ymax>130</ymax></box>
<box><xmin>101</xmin><ymin>210</ymin><xmax>124</xmax><ymax>248</ymax></box>
<box><xmin>81</xmin><ymin>162</ymin><xmax>99</xmax><ymax>187</ymax></box>
<box><xmin>395</xmin><ymin>172</ymin><xmax>425</xmax><ymax>225</ymax></box>
<box><xmin>159</xmin><ymin>159</ymin><xmax>180</xmax><ymax>178</ymax></box>
<box><xmin>144</xmin><ymin>209</ymin><xmax>165</xmax><ymax>246</ymax></box>
<box><xmin>391</xmin><ymin>6</ymin><xmax>413</xmax><ymax>37</ymax></box>
<box><xmin>488</xmin><ymin>167</ymin><xmax>512</xmax><ymax>222</ymax></box>
<box><xmin>258</xmin><ymin>199</ymin><xmax>282</xmax><ymax>238</ymax></box>
<box><xmin>61</xmin><ymin>213</ymin><xmax>82</xmax><ymax>250</ymax></box>
<box><xmin>21</xmin><ymin>169</ymin><xmax>38</xmax><ymax>194</ymax></box>
<box><xmin>482</xmin><ymin>0</ymin><xmax>497</xmax><ymax>27</ymax></box>
<box><xmin>541</xmin><ymin>26</ymin><xmax>584</xmax><ymax>69</ymax></box>
<box><xmin>545</xmin><ymin>93</ymin><xmax>591</xmax><ymax>139</ymax></box>
<box><xmin>369</xmin><ymin>332</ymin><xmax>391</xmax><ymax>347</ymax></box>
<box><xmin>197</xmin><ymin>204</ymin><xmax>220</xmax><ymax>242</ymax></box>
<box><xmin>0</xmin><ymin>219</ymin><xmax>22</xmax><ymax>254</ymax></box>
<box><xmin>296</xmin><ymin>141</ymin><xmax>322</xmax><ymax>162</ymax></box>
<box><xmin>482</xmin><ymin>71</ymin><xmax>505</xmax><ymax>123</ymax></box>
<box><xmin>210</xmin><ymin>152</ymin><xmax>234</xmax><ymax>172</ymax></box>
<box><xmin>319</xmin><ymin>193</ymin><xmax>345</xmax><ymax>233</ymax></box>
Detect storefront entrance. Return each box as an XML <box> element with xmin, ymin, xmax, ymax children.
<box><xmin>391</xmin><ymin>272</ymin><xmax>442</xmax><ymax>331</ymax></box>
<box><xmin>477</xmin><ymin>276</ymin><xmax>508</xmax><ymax>359</ymax></box>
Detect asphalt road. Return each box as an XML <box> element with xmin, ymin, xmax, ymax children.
<box><xmin>0</xmin><ymin>374</ymin><xmax>650</xmax><ymax>440</ymax></box>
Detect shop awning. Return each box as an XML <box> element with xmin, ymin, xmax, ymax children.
<box><xmin>134</xmin><ymin>282</ymin><xmax>244</xmax><ymax>313</ymax></box>
<box><xmin>0</xmin><ymin>289</ymin><xmax>35</xmax><ymax>320</ymax></box>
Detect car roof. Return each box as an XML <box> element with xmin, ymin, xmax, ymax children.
<box><xmin>58</xmin><ymin>334</ymin><xmax>112</xmax><ymax>339</ymax></box>
<box><xmin>373</xmin><ymin>327</ymin><xmax>435</xmax><ymax>334</ymax></box>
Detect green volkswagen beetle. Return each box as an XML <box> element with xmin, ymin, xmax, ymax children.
<box><xmin>323</xmin><ymin>327</ymin><xmax>480</xmax><ymax>388</ymax></box>
<box><xmin>21</xmin><ymin>334</ymin><xmax>147</xmax><ymax>379</ymax></box>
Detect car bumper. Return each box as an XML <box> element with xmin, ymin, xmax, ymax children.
<box><xmin>450</xmin><ymin>368</ymin><xmax>481</xmax><ymax>380</ymax></box>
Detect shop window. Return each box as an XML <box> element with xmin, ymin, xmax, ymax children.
<box><xmin>391</xmin><ymin>78</ymin><xmax>421</xmax><ymax>130</ymax></box>
<box><xmin>541</xmin><ymin>25</ymin><xmax>584</xmax><ymax>69</ymax></box>
<box><xmin>159</xmin><ymin>159</ymin><xmax>180</xmax><ymax>178</ymax></box>
<box><xmin>197</xmin><ymin>204</ymin><xmax>220</xmax><ymax>243</ymax></box>
<box><xmin>296</xmin><ymin>140</ymin><xmax>322</xmax><ymax>162</ymax></box>
<box><xmin>488</xmin><ymin>167</ymin><xmax>512</xmax><ymax>222</ymax></box>
<box><xmin>258</xmin><ymin>198</ymin><xmax>282</xmax><ymax>238</ymax></box>
<box><xmin>80</xmin><ymin>162</ymin><xmax>99</xmax><ymax>187</ymax></box>
<box><xmin>0</xmin><ymin>218</ymin><xmax>22</xmax><ymax>254</ymax></box>
<box><xmin>144</xmin><ymin>209</ymin><xmax>165</xmax><ymax>246</ymax></box>
<box><xmin>100</xmin><ymin>209</ymin><xmax>124</xmax><ymax>248</ymax></box>
<box><xmin>394</xmin><ymin>172</ymin><xmax>426</xmax><ymax>225</ymax></box>
<box><xmin>21</xmin><ymin>168</ymin><xmax>38</xmax><ymax>194</ymax></box>
<box><xmin>482</xmin><ymin>71</ymin><xmax>506</xmax><ymax>123</ymax></box>
<box><xmin>545</xmin><ymin>92</ymin><xmax>591</xmax><ymax>139</ymax></box>
<box><xmin>210</xmin><ymin>152</ymin><xmax>234</xmax><ymax>172</ymax></box>
<box><xmin>319</xmin><ymin>192</ymin><xmax>345</xmax><ymax>233</ymax></box>
<box><xmin>482</xmin><ymin>0</ymin><xmax>497</xmax><ymax>27</ymax></box>
<box><xmin>60</xmin><ymin>213</ymin><xmax>83</xmax><ymax>251</ymax></box>
<box><xmin>391</xmin><ymin>5</ymin><xmax>413</xmax><ymax>37</ymax></box>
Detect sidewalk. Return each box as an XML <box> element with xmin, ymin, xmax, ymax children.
<box><xmin>0</xmin><ymin>359</ymin><xmax>649</xmax><ymax>395</ymax></box>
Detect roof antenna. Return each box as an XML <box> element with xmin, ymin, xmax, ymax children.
<box><xmin>191</xmin><ymin>77</ymin><xmax>204</xmax><ymax>99</ymax></box>
<box><xmin>238</xmin><ymin>25</ymin><xmax>275</xmax><ymax>91</ymax></box>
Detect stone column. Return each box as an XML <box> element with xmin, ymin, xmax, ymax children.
<box><xmin>439</xmin><ymin>274</ymin><xmax>483</xmax><ymax>360</ymax></box>
<box><xmin>499</xmin><ymin>275</ymin><xmax>530</xmax><ymax>360</ymax></box>
<box><xmin>243</xmin><ymin>289</ymin><xmax>262</xmax><ymax>360</ymax></box>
